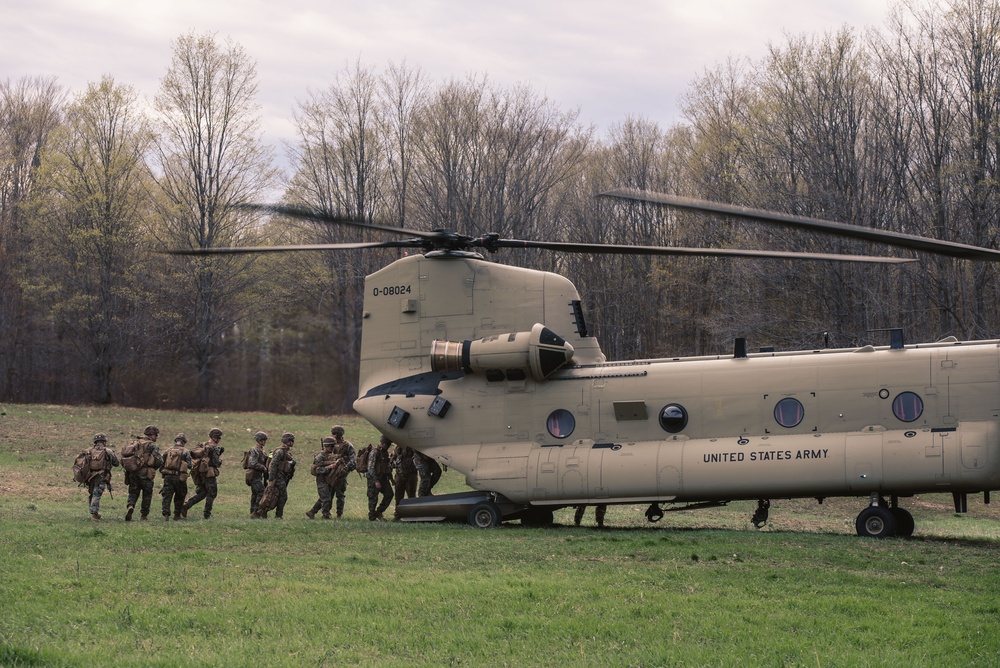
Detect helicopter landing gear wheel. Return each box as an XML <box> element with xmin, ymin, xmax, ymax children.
<box><xmin>889</xmin><ymin>507</ymin><xmax>915</xmax><ymax>537</ymax></box>
<box><xmin>468</xmin><ymin>501</ymin><xmax>501</xmax><ymax>528</ymax></box>
<box><xmin>855</xmin><ymin>506</ymin><xmax>897</xmax><ymax>538</ymax></box>
<box><xmin>645</xmin><ymin>503</ymin><xmax>664</xmax><ymax>523</ymax></box>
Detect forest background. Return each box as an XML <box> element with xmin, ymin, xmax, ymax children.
<box><xmin>2</xmin><ymin>0</ymin><xmax>999</xmax><ymax>415</ymax></box>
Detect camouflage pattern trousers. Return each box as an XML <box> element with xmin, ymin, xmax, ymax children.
<box><xmin>367</xmin><ymin>476</ymin><xmax>394</xmax><ymax>520</ymax></box>
<box><xmin>88</xmin><ymin>477</ymin><xmax>109</xmax><ymax>515</ymax></box>
<box><xmin>331</xmin><ymin>477</ymin><xmax>350</xmax><ymax>517</ymax></box>
<box><xmin>394</xmin><ymin>472</ymin><xmax>417</xmax><ymax>507</ymax></box>
<box><xmin>271</xmin><ymin>478</ymin><xmax>289</xmax><ymax>518</ymax></box>
<box><xmin>160</xmin><ymin>475</ymin><xmax>188</xmax><ymax>518</ymax></box>
<box><xmin>247</xmin><ymin>474</ymin><xmax>265</xmax><ymax>516</ymax></box>
<box><xmin>309</xmin><ymin>479</ymin><xmax>334</xmax><ymax>518</ymax></box>
<box><xmin>418</xmin><ymin>459</ymin><xmax>442</xmax><ymax>496</ymax></box>
<box><xmin>187</xmin><ymin>476</ymin><xmax>218</xmax><ymax>516</ymax></box>
<box><xmin>126</xmin><ymin>472</ymin><xmax>155</xmax><ymax>518</ymax></box>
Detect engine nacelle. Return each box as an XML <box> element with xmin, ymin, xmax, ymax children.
<box><xmin>430</xmin><ymin>323</ymin><xmax>574</xmax><ymax>382</ymax></box>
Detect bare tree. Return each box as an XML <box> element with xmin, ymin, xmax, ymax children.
<box><xmin>152</xmin><ymin>32</ymin><xmax>277</xmax><ymax>408</ymax></box>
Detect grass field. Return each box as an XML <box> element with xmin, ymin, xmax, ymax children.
<box><xmin>2</xmin><ymin>403</ymin><xmax>999</xmax><ymax>667</ymax></box>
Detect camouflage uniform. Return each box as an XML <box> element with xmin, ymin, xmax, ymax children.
<box><xmin>126</xmin><ymin>425</ymin><xmax>163</xmax><ymax>521</ymax></box>
<box><xmin>184</xmin><ymin>429</ymin><xmax>224</xmax><ymax>519</ymax></box>
<box><xmin>329</xmin><ymin>426</ymin><xmax>356</xmax><ymax>518</ymax></box>
<box><xmin>414</xmin><ymin>450</ymin><xmax>443</xmax><ymax>497</ymax></box>
<box><xmin>391</xmin><ymin>443</ymin><xmax>418</xmax><ymax>511</ymax></box>
<box><xmin>86</xmin><ymin>435</ymin><xmax>120</xmax><ymax>520</ymax></box>
<box><xmin>306</xmin><ymin>439</ymin><xmax>339</xmax><ymax>519</ymax></box>
<box><xmin>265</xmin><ymin>433</ymin><xmax>296</xmax><ymax>519</ymax></box>
<box><xmin>366</xmin><ymin>436</ymin><xmax>394</xmax><ymax>521</ymax></box>
<box><xmin>246</xmin><ymin>433</ymin><xmax>269</xmax><ymax>517</ymax></box>
<box><xmin>160</xmin><ymin>434</ymin><xmax>193</xmax><ymax>520</ymax></box>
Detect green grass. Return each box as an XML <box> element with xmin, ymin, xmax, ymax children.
<box><xmin>2</xmin><ymin>403</ymin><xmax>999</xmax><ymax>667</ymax></box>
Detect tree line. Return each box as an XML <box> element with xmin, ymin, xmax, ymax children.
<box><xmin>2</xmin><ymin>0</ymin><xmax>998</xmax><ymax>414</ymax></box>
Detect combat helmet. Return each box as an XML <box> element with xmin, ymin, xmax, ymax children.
<box><xmin>331</xmin><ymin>425</ymin><xmax>345</xmax><ymax>436</ymax></box>
<box><xmin>174</xmin><ymin>433</ymin><xmax>187</xmax><ymax>444</ymax></box>
<box><xmin>280</xmin><ymin>432</ymin><xmax>295</xmax><ymax>445</ymax></box>
<box><xmin>93</xmin><ymin>433</ymin><xmax>108</xmax><ymax>443</ymax></box>
<box><xmin>208</xmin><ymin>428</ymin><xmax>223</xmax><ymax>439</ymax></box>
<box><xmin>254</xmin><ymin>431</ymin><xmax>268</xmax><ymax>442</ymax></box>
<box><xmin>322</xmin><ymin>437</ymin><xmax>336</xmax><ymax>447</ymax></box>
<box><xmin>143</xmin><ymin>425</ymin><xmax>159</xmax><ymax>437</ymax></box>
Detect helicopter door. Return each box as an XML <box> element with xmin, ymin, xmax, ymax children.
<box><xmin>529</xmin><ymin>444</ymin><xmax>589</xmax><ymax>500</ymax></box>
<box><xmin>845</xmin><ymin>432</ymin><xmax>883</xmax><ymax>492</ymax></box>
<box><xmin>959</xmin><ymin>421</ymin><xmax>994</xmax><ymax>471</ymax></box>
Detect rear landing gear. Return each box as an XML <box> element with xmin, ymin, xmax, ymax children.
<box><xmin>855</xmin><ymin>495</ymin><xmax>914</xmax><ymax>538</ymax></box>
<box><xmin>855</xmin><ymin>506</ymin><xmax>896</xmax><ymax>538</ymax></box>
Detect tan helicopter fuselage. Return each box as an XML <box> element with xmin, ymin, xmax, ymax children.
<box><xmin>353</xmin><ymin>254</ymin><xmax>1000</xmax><ymax>508</ymax></box>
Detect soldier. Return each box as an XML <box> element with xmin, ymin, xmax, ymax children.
<box><xmin>391</xmin><ymin>442</ymin><xmax>418</xmax><ymax>513</ymax></box>
<box><xmin>183</xmin><ymin>428</ymin><xmax>224</xmax><ymax>519</ymax></box>
<box><xmin>245</xmin><ymin>431</ymin><xmax>269</xmax><ymax>517</ymax></box>
<box><xmin>329</xmin><ymin>425</ymin><xmax>356</xmax><ymax>518</ymax></box>
<box><xmin>366</xmin><ymin>435</ymin><xmax>394</xmax><ymax>521</ymax></box>
<box><xmin>574</xmin><ymin>504</ymin><xmax>607</xmax><ymax>528</ymax></box>
<box><xmin>414</xmin><ymin>450</ymin><xmax>443</xmax><ymax>497</ymax></box>
<box><xmin>85</xmin><ymin>434</ymin><xmax>120</xmax><ymax>520</ymax></box>
<box><xmin>306</xmin><ymin>438</ymin><xmax>341</xmax><ymax>519</ymax></box>
<box><xmin>124</xmin><ymin>425</ymin><xmax>163</xmax><ymax>521</ymax></box>
<box><xmin>160</xmin><ymin>433</ymin><xmax>193</xmax><ymax>520</ymax></box>
<box><xmin>259</xmin><ymin>432</ymin><xmax>295</xmax><ymax>519</ymax></box>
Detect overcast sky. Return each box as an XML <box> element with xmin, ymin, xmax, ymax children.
<box><xmin>6</xmin><ymin>0</ymin><xmax>896</xmax><ymax>169</ymax></box>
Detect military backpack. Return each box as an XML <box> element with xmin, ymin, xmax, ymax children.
<box><xmin>356</xmin><ymin>444</ymin><xmax>373</xmax><ymax>474</ymax></box>
<box><xmin>72</xmin><ymin>450</ymin><xmax>92</xmax><ymax>484</ymax></box>
<box><xmin>120</xmin><ymin>439</ymin><xmax>143</xmax><ymax>473</ymax></box>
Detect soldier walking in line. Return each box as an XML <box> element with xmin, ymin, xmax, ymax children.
<box><xmin>366</xmin><ymin>435</ymin><xmax>394</xmax><ymax>521</ymax></box>
<box><xmin>184</xmin><ymin>428</ymin><xmax>224</xmax><ymax>519</ymax></box>
<box><xmin>391</xmin><ymin>442</ymin><xmax>418</xmax><ymax>514</ymax></box>
<box><xmin>329</xmin><ymin>425</ymin><xmax>356</xmax><ymax>519</ymax></box>
<box><xmin>256</xmin><ymin>432</ymin><xmax>295</xmax><ymax>519</ymax></box>
<box><xmin>306</xmin><ymin>437</ymin><xmax>342</xmax><ymax>519</ymax></box>
<box><xmin>160</xmin><ymin>434</ymin><xmax>193</xmax><ymax>520</ymax></box>
<box><xmin>123</xmin><ymin>425</ymin><xmax>162</xmax><ymax>521</ymax></box>
<box><xmin>85</xmin><ymin>434</ymin><xmax>120</xmax><ymax>520</ymax></box>
<box><xmin>414</xmin><ymin>450</ymin><xmax>443</xmax><ymax>497</ymax></box>
<box><xmin>245</xmin><ymin>431</ymin><xmax>269</xmax><ymax>517</ymax></box>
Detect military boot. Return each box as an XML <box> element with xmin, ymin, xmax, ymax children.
<box><xmin>305</xmin><ymin>510</ymin><xmax>316</xmax><ymax>519</ymax></box>
<box><xmin>125</xmin><ymin>505</ymin><xmax>135</xmax><ymax>521</ymax></box>
<box><xmin>203</xmin><ymin>512</ymin><xmax>211</xmax><ymax>520</ymax></box>
<box><xmin>180</xmin><ymin>503</ymin><xmax>188</xmax><ymax>518</ymax></box>
<box><xmin>90</xmin><ymin>512</ymin><xmax>101</xmax><ymax>521</ymax></box>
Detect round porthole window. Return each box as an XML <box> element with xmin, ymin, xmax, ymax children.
<box><xmin>546</xmin><ymin>409</ymin><xmax>575</xmax><ymax>439</ymax></box>
<box><xmin>658</xmin><ymin>404</ymin><xmax>688</xmax><ymax>433</ymax></box>
<box><xmin>892</xmin><ymin>392</ymin><xmax>923</xmax><ymax>422</ymax></box>
<box><xmin>774</xmin><ymin>397</ymin><xmax>804</xmax><ymax>428</ymax></box>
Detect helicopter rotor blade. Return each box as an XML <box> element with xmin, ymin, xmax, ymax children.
<box><xmin>488</xmin><ymin>239</ymin><xmax>915</xmax><ymax>264</ymax></box>
<box><xmin>163</xmin><ymin>240</ymin><xmax>423</xmax><ymax>255</ymax></box>
<box><xmin>236</xmin><ymin>204</ymin><xmax>441</xmax><ymax>241</ymax></box>
<box><xmin>601</xmin><ymin>188</ymin><xmax>1000</xmax><ymax>263</ymax></box>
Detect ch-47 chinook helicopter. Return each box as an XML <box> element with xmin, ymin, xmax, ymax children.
<box><xmin>177</xmin><ymin>189</ymin><xmax>1000</xmax><ymax>537</ymax></box>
